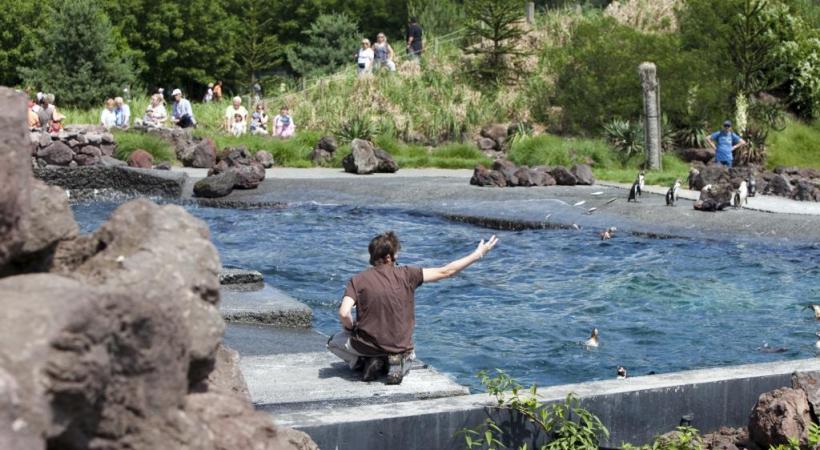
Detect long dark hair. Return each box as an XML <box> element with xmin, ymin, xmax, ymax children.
<box><xmin>368</xmin><ymin>231</ymin><xmax>401</xmax><ymax>266</ymax></box>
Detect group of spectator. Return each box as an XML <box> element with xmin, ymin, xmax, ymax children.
<box><xmin>26</xmin><ymin>92</ymin><xmax>64</xmax><ymax>133</ymax></box>
<box><xmin>224</xmin><ymin>96</ymin><xmax>294</xmax><ymax>138</ymax></box>
<box><xmin>100</xmin><ymin>97</ymin><xmax>131</xmax><ymax>129</ymax></box>
<box><xmin>355</xmin><ymin>17</ymin><xmax>423</xmax><ymax>75</ymax></box>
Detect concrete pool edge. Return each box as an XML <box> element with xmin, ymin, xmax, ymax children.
<box><xmin>273</xmin><ymin>358</ymin><xmax>820</xmax><ymax>449</ymax></box>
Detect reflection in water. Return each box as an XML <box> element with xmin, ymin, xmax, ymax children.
<box><xmin>72</xmin><ymin>201</ymin><xmax>820</xmax><ymax>390</ymax></box>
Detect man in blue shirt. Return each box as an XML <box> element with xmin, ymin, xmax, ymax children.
<box><xmin>171</xmin><ymin>89</ymin><xmax>196</xmax><ymax>129</ymax></box>
<box><xmin>708</xmin><ymin>120</ymin><xmax>746</xmax><ymax>167</ymax></box>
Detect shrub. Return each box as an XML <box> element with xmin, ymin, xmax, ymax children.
<box><xmin>113</xmin><ymin>131</ymin><xmax>175</xmax><ymax>162</ymax></box>
<box><xmin>336</xmin><ymin>114</ymin><xmax>379</xmax><ymax>143</ymax></box>
<box><xmin>286</xmin><ymin>13</ymin><xmax>360</xmax><ymax>78</ymax></box>
<box><xmin>602</xmin><ymin>118</ymin><xmax>644</xmax><ymax>164</ymax></box>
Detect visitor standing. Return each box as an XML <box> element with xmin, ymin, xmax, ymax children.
<box><xmin>406</xmin><ymin>17</ymin><xmax>423</xmax><ymax>61</ymax></box>
<box><xmin>213</xmin><ymin>81</ymin><xmax>223</xmax><ymax>102</ymax></box>
<box><xmin>273</xmin><ymin>106</ymin><xmax>295</xmax><ymax>138</ymax></box>
<box><xmin>328</xmin><ymin>231</ymin><xmax>498</xmax><ymax>384</ymax></box>
<box><xmin>171</xmin><ymin>89</ymin><xmax>196</xmax><ymax>128</ymax></box>
<box><xmin>250</xmin><ymin>103</ymin><xmax>269</xmax><ymax>135</ymax></box>
<box><xmin>708</xmin><ymin>120</ymin><xmax>746</xmax><ymax>168</ymax></box>
<box><xmin>114</xmin><ymin>97</ymin><xmax>131</xmax><ymax>128</ymax></box>
<box><xmin>100</xmin><ymin>98</ymin><xmax>117</xmax><ymax>129</ymax></box>
<box><xmin>204</xmin><ymin>83</ymin><xmax>214</xmax><ymax>103</ymax></box>
<box><xmin>224</xmin><ymin>96</ymin><xmax>248</xmax><ymax>133</ymax></box>
<box><xmin>356</xmin><ymin>39</ymin><xmax>374</xmax><ymax>75</ymax></box>
<box><xmin>373</xmin><ymin>33</ymin><xmax>396</xmax><ymax>72</ymax></box>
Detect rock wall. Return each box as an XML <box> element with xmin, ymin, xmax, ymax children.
<box><xmin>30</xmin><ymin>126</ymin><xmax>116</xmax><ymax>168</ymax></box>
<box><xmin>471</xmin><ymin>160</ymin><xmax>595</xmax><ymax>187</ymax></box>
<box><xmin>0</xmin><ymin>87</ymin><xmax>316</xmax><ymax>449</ymax></box>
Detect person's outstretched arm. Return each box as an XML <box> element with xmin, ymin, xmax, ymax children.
<box><xmin>422</xmin><ymin>236</ymin><xmax>498</xmax><ymax>283</ymax></box>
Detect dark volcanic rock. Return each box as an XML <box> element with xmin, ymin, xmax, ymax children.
<box><xmin>316</xmin><ymin>136</ymin><xmax>337</xmax><ymax>153</ymax></box>
<box><xmin>374</xmin><ymin>148</ymin><xmax>399</xmax><ymax>173</ymax></box>
<box><xmin>679</xmin><ymin>147</ymin><xmax>715</xmax><ymax>163</ymax></box>
<box><xmin>194</xmin><ymin>171</ymin><xmax>238</xmax><ymax>198</ymax></box>
<box><xmin>154</xmin><ymin>161</ymin><xmax>172</xmax><ymax>170</ymax></box>
<box><xmin>255</xmin><ymin>150</ymin><xmax>274</xmax><ymax>168</ymax></box>
<box><xmin>232</xmin><ymin>162</ymin><xmax>266</xmax><ymax>189</ymax></box>
<box><xmin>749</xmin><ymin>387</ymin><xmax>811</xmax><ymax>448</ymax></box>
<box><xmin>530</xmin><ymin>167</ymin><xmax>556</xmax><ymax>186</ymax></box>
<box><xmin>34</xmin><ymin>166</ymin><xmax>187</xmax><ymax>197</ymax></box>
<box><xmin>694</xmin><ymin>184</ymin><xmax>733</xmax><ymax>211</ymax></box>
<box><xmin>765</xmin><ymin>174</ymin><xmax>792</xmax><ymax>197</ymax></box>
<box><xmin>470</xmin><ymin>165</ymin><xmax>506</xmax><ymax>187</ymax></box>
<box><xmin>792</xmin><ymin>179</ymin><xmax>817</xmax><ymax>202</ymax></box>
<box><xmin>219</xmin><ymin>268</ymin><xmax>264</xmax><ymax>285</ymax></box>
<box><xmin>514</xmin><ymin>167</ymin><xmax>533</xmax><ymax>187</ymax></box>
<box><xmin>481</xmin><ymin>123</ymin><xmax>508</xmax><ymax>149</ymax></box>
<box><xmin>792</xmin><ymin>371</ymin><xmax>820</xmax><ymax>418</ymax></box>
<box><xmin>36</xmin><ymin>141</ymin><xmax>74</xmax><ymax>166</ymax></box>
<box><xmin>693</xmin><ymin>164</ymin><xmax>731</xmax><ymax>191</ymax></box>
<box><xmin>342</xmin><ymin>139</ymin><xmax>379</xmax><ymax>174</ymax></box>
<box><xmin>572</xmin><ymin>164</ymin><xmax>595</xmax><ymax>185</ymax></box>
<box><xmin>492</xmin><ymin>159</ymin><xmax>518</xmax><ymax>186</ymax></box>
<box><xmin>179</xmin><ymin>138</ymin><xmax>217</xmax><ymax>168</ymax></box>
<box><xmin>309</xmin><ymin>148</ymin><xmax>333</xmax><ymax>165</ymax></box>
<box><xmin>551</xmin><ymin>166</ymin><xmax>577</xmax><ymax>186</ymax></box>
<box><xmin>476</xmin><ymin>137</ymin><xmax>497</xmax><ymax>152</ymax></box>
<box><xmin>127</xmin><ymin>149</ymin><xmax>154</xmax><ymax>168</ymax></box>
<box><xmin>15</xmin><ymin>180</ymin><xmax>78</xmax><ymax>270</ymax></box>
<box><xmin>0</xmin><ymin>87</ymin><xmax>31</xmax><ymax>270</ymax></box>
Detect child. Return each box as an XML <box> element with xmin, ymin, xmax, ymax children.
<box><xmin>231</xmin><ymin>112</ymin><xmax>246</xmax><ymax>136</ymax></box>
<box><xmin>273</xmin><ymin>106</ymin><xmax>295</xmax><ymax>138</ymax></box>
<box><xmin>250</xmin><ymin>103</ymin><xmax>269</xmax><ymax>135</ymax></box>
<box><xmin>50</xmin><ymin>111</ymin><xmax>65</xmax><ymax>133</ymax></box>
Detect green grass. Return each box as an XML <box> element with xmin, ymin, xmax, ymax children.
<box><xmin>196</xmin><ymin>130</ymin><xmax>321</xmax><ymax>168</ymax></box>
<box><xmin>507</xmin><ymin>134</ymin><xmax>614</xmax><ymax>168</ymax></box>
<box><xmin>767</xmin><ymin>118</ymin><xmax>820</xmax><ymax>169</ymax></box>
<box><xmin>112</xmin><ymin>130</ymin><xmax>175</xmax><ymax>162</ymax></box>
<box><xmin>332</xmin><ymin>136</ymin><xmax>492</xmax><ymax>169</ymax></box>
<box><xmin>592</xmin><ymin>153</ymin><xmax>690</xmax><ymax>186</ymax></box>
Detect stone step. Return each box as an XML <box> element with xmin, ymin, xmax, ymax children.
<box><xmin>220</xmin><ymin>284</ymin><xmax>312</xmax><ymax>328</ymax></box>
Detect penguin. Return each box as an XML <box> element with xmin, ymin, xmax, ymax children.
<box><xmin>815</xmin><ymin>331</ymin><xmax>820</xmax><ymax>350</ymax></box>
<box><xmin>807</xmin><ymin>304</ymin><xmax>820</xmax><ymax>320</ymax></box>
<box><xmin>757</xmin><ymin>343</ymin><xmax>788</xmax><ymax>353</ymax></box>
<box><xmin>698</xmin><ymin>184</ymin><xmax>713</xmax><ymax>202</ymax></box>
<box><xmin>627</xmin><ymin>171</ymin><xmax>645</xmax><ymax>202</ymax></box>
<box><xmin>617</xmin><ymin>366</ymin><xmax>627</xmax><ymax>379</ymax></box>
<box><xmin>665</xmin><ymin>179</ymin><xmax>681</xmax><ymax>206</ymax></box>
<box><xmin>688</xmin><ymin>168</ymin><xmax>700</xmax><ymax>191</ymax></box>
<box><xmin>748</xmin><ymin>174</ymin><xmax>757</xmax><ymax>197</ymax></box>
<box><xmin>584</xmin><ymin>328</ymin><xmax>599</xmax><ymax>348</ymax></box>
<box><xmin>733</xmin><ymin>181</ymin><xmax>748</xmax><ymax>209</ymax></box>
<box><xmin>599</xmin><ymin>227</ymin><xmax>617</xmax><ymax>240</ymax></box>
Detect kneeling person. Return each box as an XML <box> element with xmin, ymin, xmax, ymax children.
<box><xmin>328</xmin><ymin>231</ymin><xmax>497</xmax><ymax>384</ymax></box>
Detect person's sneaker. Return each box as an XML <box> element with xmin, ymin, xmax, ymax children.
<box><xmin>352</xmin><ymin>356</ymin><xmax>365</xmax><ymax>371</ymax></box>
<box><xmin>361</xmin><ymin>357</ymin><xmax>385</xmax><ymax>381</ymax></box>
<box><xmin>386</xmin><ymin>353</ymin><xmax>409</xmax><ymax>385</ymax></box>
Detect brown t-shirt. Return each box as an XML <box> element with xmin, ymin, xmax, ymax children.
<box><xmin>344</xmin><ymin>264</ymin><xmax>424</xmax><ymax>355</ymax></box>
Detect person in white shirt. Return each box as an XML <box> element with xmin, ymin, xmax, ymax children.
<box><xmin>356</xmin><ymin>39</ymin><xmax>374</xmax><ymax>75</ymax></box>
<box><xmin>203</xmin><ymin>83</ymin><xmax>214</xmax><ymax>103</ymax></box>
<box><xmin>224</xmin><ymin>96</ymin><xmax>248</xmax><ymax>133</ymax></box>
<box><xmin>114</xmin><ymin>97</ymin><xmax>131</xmax><ymax>128</ymax></box>
<box><xmin>100</xmin><ymin>98</ymin><xmax>117</xmax><ymax>129</ymax></box>
<box><xmin>231</xmin><ymin>113</ymin><xmax>246</xmax><ymax>136</ymax></box>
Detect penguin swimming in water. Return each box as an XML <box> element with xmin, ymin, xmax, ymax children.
<box><xmin>757</xmin><ymin>343</ymin><xmax>788</xmax><ymax>353</ymax></box>
<box><xmin>733</xmin><ymin>180</ymin><xmax>748</xmax><ymax>209</ymax></box>
<box><xmin>627</xmin><ymin>171</ymin><xmax>645</xmax><ymax>202</ymax></box>
<box><xmin>584</xmin><ymin>328</ymin><xmax>599</xmax><ymax>347</ymax></box>
<box><xmin>665</xmin><ymin>179</ymin><xmax>681</xmax><ymax>206</ymax></box>
<box><xmin>599</xmin><ymin>227</ymin><xmax>617</xmax><ymax>240</ymax></box>
<box><xmin>617</xmin><ymin>366</ymin><xmax>627</xmax><ymax>379</ymax></box>
<box><xmin>688</xmin><ymin>168</ymin><xmax>700</xmax><ymax>191</ymax></box>
<box><xmin>807</xmin><ymin>304</ymin><xmax>820</xmax><ymax>320</ymax></box>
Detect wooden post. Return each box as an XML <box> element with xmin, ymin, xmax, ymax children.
<box><xmin>639</xmin><ymin>62</ymin><xmax>662</xmax><ymax>171</ymax></box>
<box><xmin>526</xmin><ymin>2</ymin><xmax>535</xmax><ymax>24</ymax></box>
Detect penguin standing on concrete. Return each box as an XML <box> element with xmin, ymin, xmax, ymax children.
<box><xmin>733</xmin><ymin>180</ymin><xmax>748</xmax><ymax>209</ymax></box>
<box><xmin>627</xmin><ymin>171</ymin><xmax>645</xmax><ymax>202</ymax></box>
<box><xmin>665</xmin><ymin>178</ymin><xmax>681</xmax><ymax>206</ymax></box>
<box><xmin>748</xmin><ymin>174</ymin><xmax>757</xmax><ymax>197</ymax></box>
<box><xmin>584</xmin><ymin>328</ymin><xmax>599</xmax><ymax>348</ymax></box>
<box><xmin>688</xmin><ymin>168</ymin><xmax>700</xmax><ymax>191</ymax></box>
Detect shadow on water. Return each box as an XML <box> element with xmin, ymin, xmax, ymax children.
<box><xmin>71</xmin><ymin>200</ymin><xmax>820</xmax><ymax>391</ymax></box>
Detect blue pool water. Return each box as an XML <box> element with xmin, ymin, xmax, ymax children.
<box><xmin>72</xmin><ymin>201</ymin><xmax>820</xmax><ymax>390</ymax></box>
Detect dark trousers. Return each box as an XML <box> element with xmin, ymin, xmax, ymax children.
<box><xmin>177</xmin><ymin>114</ymin><xmax>195</xmax><ymax>128</ymax></box>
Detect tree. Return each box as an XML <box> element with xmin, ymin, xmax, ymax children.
<box><xmin>19</xmin><ymin>0</ymin><xmax>135</xmax><ymax>108</ymax></box>
<box><xmin>463</xmin><ymin>0</ymin><xmax>529</xmax><ymax>84</ymax></box>
<box><xmin>0</xmin><ymin>2</ymin><xmax>48</xmax><ymax>88</ymax></box>
<box><xmin>287</xmin><ymin>13</ymin><xmax>360</xmax><ymax>78</ymax></box>
<box><xmin>234</xmin><ymin>0</ymin><xmax>283</xmax><ymax>90</ymax></box>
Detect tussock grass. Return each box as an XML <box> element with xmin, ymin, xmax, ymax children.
<box><xmin>767</xmin><ymin>118</ymin><xmax>820</xmax><ymax>169</ymax></box>
<box><xmin>112</xmin><ymin>130</ymin><xmax>175</xmax><ymax>162</ymax></box>
<box><xmin>197</xmin><ymin>131</ymin><xmax>321</xmax><ymax>168</ymax></box>
<box><xmin>507</xmin><ymin>134</ymin><xmax>614</xmax><ymax>168</ymax></box>
<box><xmin>593</xmin><ymin>154</ymin><xmax>690</xmax><ymax>186</ymax></box>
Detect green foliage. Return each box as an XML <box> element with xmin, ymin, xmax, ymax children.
<box><xmin>287</xmin><ymin>14</ymin><xmax>360</xmax><ymax>78</ymax></box>
<box><xmin>768</xmin><ymin>118</ymin><xmax>820</xmax><ymax>169</ymax></box>
<box><xmin>602</xmin><ymin>118</ymin><xmax>644</xmax><ymax>164</ymax></box>
<box><xmin>675</xmin><ymin>123</ymin><xmax>709</xmax><ymax>149</ymax></box>
<box><xmin>19</xmin><ymin>0</ymin><xmax>136</xmax><ymax>109</ymax></box>
<box><xmin>594</xmin><ymin>153</ymin><xmax>690</xmax><ymax>186</ymax></box>
<box><xmin>463</xmin><ymin>0</ymin><xmax>529</xmax><ymax>84</ymax></box>
<box><xmin>409</xmin><ymin>0</ymin><xmax>467</xmax><ymax>37</ymax></box>
<box><xmin>462</xmin><ymin>370</ymin><xmax>609</xmax><ymax>450</ymax></box>
<box><xmin>234</xmin><ymin>0</ymin><xmax>284</xmax><ymax>89</ymax></box>
<box><xmin>508</xmin><ymin>134</ymin><xmax>614</xmax><ymax>167</ymax></box>
<box><xmin>0</xmin><ymin>2</ymin><xmax>45</xmax><ymax>87</ymax></box>
<box><xmin>620</xmin><ymin>426</ymin><xmax>703</xmax><ymax>450</ymax></box>
<box><xmin>336</xmin><ymin>114</ymin><xmax>380</xmax><ymax>143</ymax></box>
<box><xmin>113</xmin><ymin>130</ymin><xmax>175</xmax><ymax>162</ymax></box>
<box><xmin>200</xmin><ymin>130</ymin><xmax>321</xmax><ymax>168</ymax></box>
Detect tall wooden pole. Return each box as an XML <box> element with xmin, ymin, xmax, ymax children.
<box><xmin>639</xmin><ymin>62</ymin><xmax>662</xmax><ymax>170</ymax></box>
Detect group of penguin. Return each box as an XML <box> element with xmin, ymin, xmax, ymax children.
<box><xmin>626</xmin><ymin>169</ymin><xmax>754</xmax><ymax>209</ymax></box>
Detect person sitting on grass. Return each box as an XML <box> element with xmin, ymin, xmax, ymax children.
<box><xmin>224</xmin><ymin>96</ymin><xmax>248</xmax><ymax>133</ymax></box>
<box><xmin>141</xmin><ymin>93</ymin><xmax>168</xmax><ymax>127</ymax></box>
<box><xmin>273</xmin><ymin>106</ymin><xmax>295</xmax><ymax>138</ymax></box>
<box><xmin>327</xmin><ymin>231</ymin><xmax>498</xmax><ymax>384</ymax></box>
<box><xmin>250</xmin><ymin>102</ymin><xmax>269</xmax><ymax>135</ymax></box>
<box><xmin>114</xmin><ymin>97</ymin><xmax>131</xmax><ymax>128</ymax></box>
<box><xmin>231</xmin><ymin>112</ymin><xmax>246</xmax><ymax>137</ymax></box>
<box><xmin>171</xmin><ymin>89</ymin><xmax>196</xmax><ymax>128</ymax></box>
<box><xmin>100</xmin><ymin>98</ymin><xmax>117</xmax><ymax>129</ymax></box>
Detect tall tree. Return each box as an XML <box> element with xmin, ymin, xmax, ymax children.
<box><xmin>19</xmin><ymin>0</ymin><xmax>135</xmax><ymax>108</ymax></box>
<box><xmin>287</xmin><ymin>13</ymin><xmax>360</xmax><ymax>78</ymax></box>
<box><xmin>233</xmin><ymin>0</ymin><xmax>283</xmax><ymax>89</ymax></box>
<box><xmin>463</xmin><ymin>0</ymin><xmax>529</xmax><ymax>84</ymax></box>
<box><xmin>0</xmin><ymin>2</ymin><xmax>51</xmax><ymax>87</ymax></box>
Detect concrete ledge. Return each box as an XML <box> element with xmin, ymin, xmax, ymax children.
<box><xmin>220</xmin><ymin>284</ymin><xmax>312</xmax><ymax>328</ymax></box>
<box><xmin>277</xmin><ymin>358</ymin><xmax>820</xmax><ymax>450</ymax></box>
<box><xmin>35</xmin><ymin>166</ymin><xmax>187</xmax><ymax>197</ymax></box>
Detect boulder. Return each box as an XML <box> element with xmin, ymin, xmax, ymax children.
<box><xmin>572</xmin><ymin>164</ymin><xmax>595</xmax><ymax>185</ymax></box>
<box><xmin>481</xmin><ymin>123</ymin><xmax>508</xmax><ymax>149</ymax></box>
<box><xmin>0</xmin><ymin>87</ymin><xmax>31</xmax><ymax>270</ymax></box>
<box><xmin>316</xmin><ymin>136</ymin><xmax>337</xmax><ymax>153</ymax></box>
<box><xmin>791</xmin><ymin>179</ymin><xmax>817</xmax><ymax>202</ymax></box>
<box><xmin>470</xmin><ymin>165</ymin><xmax>507</xmax><ymax>187</ymax></box>
<box><xmin>749</xmin><ymin>387</ymin><xmax>812</xmax><ymax>448</ymax></box>
<box><xmin>342</xmin><ymin>139</ymin><xmax>379</xmax><ymax>175</ymax></box>
<box><xmin>179</xmin><ymin>138</ymin><xmax>217</xmax><ymax>168</ymax></box>
<box><xmin>36</xmin><ymin>141</ymin><xmax>74</xmax><ymax>166</ymax></box>
<box><xmin>154</xmin><ymin>161</ymin><xmax>172</xmax><ymax>170</ymax></box>
<box><xmin>492</xmin><ymin>159</ymin><xmax>518</xmax><ymax>186</ymax></box>
<box><xmin>374</xmin><ymin>148</ymin><xmax>399</xmax><ymax>173</ymax></box>
<box><xmin>702</xmin><ymin>427</ymin><xmax>748</xmax><ymax>450</ymax></box>
<box><xmin>551</xmin><ymin>166</ymin><xmax>577</xmax><ymax>186</ymax></box>
<box><xmin>0</xmin><ymin>367</ymin><xmax>44</xmax><ymax>450</ymax></box>
<box><xmin>37</xmin><ymin>132</ymin><xmax>52</xmax><ymax>149</ymax></box>
<box><xmin>255</xmin><ymin>150</ymin><xmax>274</xmax><ymax>168</ymax></box>
<box><xmin>765</xmin><ymin>174</ymin><xmax>792</xmax><ymax>197</ymax></box>
<box><xmin>17</xmin><ymin>180</ymin><xmax>77</xmax><ymax>261</ymax></box>
<box><xmin>309</xmin><ymin>148</ymin><xmax>333</xmax><ymax>166</ymax></box>
<box><xmin>792</xmin><ymin>371</ymin><xmax>820</xmax><ymax>418</ymax></box>
<box><xmin>79</xmin><ymin>145</ymin><xmax>102</xmax><ymax>158</ymax></box>
<box><xmin>219</xmin><ymin>268</ymin><xmax>264</xmax><ymax>285</ymax></box>
<box><xmin>194</xmin><ymin>171</ymin><xmax>238</xmax><ymax>198</ymax></box>
<box><xmin>693</xmin><ymin>164</ymin><xmax>731</xmax><ymax>191</ymax></box>
<box><xmin>476</xmin><ymin>137</ymin><xmax>497</xmax><ymax>152</ymax></box>
<box><xmin>127</xmin><ymin>149</ymin><xmax>154</xmax><ymax>169</ymax></box>
<box><xmin>513</xmin><ymin>167</ymin><xmax>533</xmax><ymax>187</ymax></box>
<box><xmin>679</xmin><ymin>147</ymin><xmax>715</xmax><ymax>163</ymax></box>
<box><xmin>99</xmin><ymin>144</ymin><xmax>116</xmax><ymax>157</ymax></box>
<box><xmin>530</xmin><ymin>167</ymin><xmax>556</xmax><ymax>186</ymax></box>
<box><xmin>232</xmin><ymin>162</ymin><xmax>266</xmax><ymax>189</ymax></box>
<box><xmin>694</xmin><ymin>184</ymin><xmax>733</xmax><ymax>211</ymax></box>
